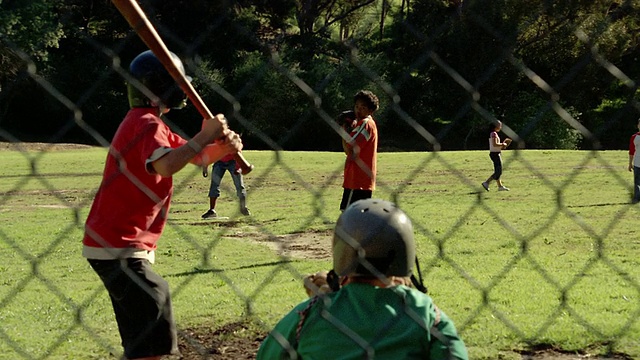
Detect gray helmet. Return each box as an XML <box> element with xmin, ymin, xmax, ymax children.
<box><xmin>333</xmin><ymin>199</ymin><xmax>416</xmax><ymax>277</ymax></box>
<box><xmin>127</xmin><ymin>50</ymin><xmax>189</xmax><ymax>109</ymax></box>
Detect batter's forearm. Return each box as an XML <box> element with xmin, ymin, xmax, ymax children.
<box><xmin>190</xmin><ymin>143</ymin><xmax>229</xmax><ymax>167</ymax></box>
<box><xmin>152</xmin><ymin>143</ymin><xmax>199</xmax><ymax>177</ymax></box>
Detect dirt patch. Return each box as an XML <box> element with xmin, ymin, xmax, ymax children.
<box><xmin>175</xmin><ymin>322</ymin><xmax>264</xmax><ymax>359</ymax></box>
<box><xmin>518</xmin><ymin>347</ymin><xmax>631</xmax><ymax>360</ymax></box>
<box><xmin>228</xmin><ymin>228</ymin><xmax>333</xmax><ymax>260</ymax></box>
<box><xmin>172</xmin><ymin>323</ymin><xmax>630</xmax><ymax>360</ymax></box>
<box><xmin>0</xmin><ymin>142</ymin><xmax>94</xmax><ymax>151</ymax></box>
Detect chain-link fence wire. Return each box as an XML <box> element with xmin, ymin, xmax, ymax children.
<box><xmin>1</xmin><ymin>0</ymin><xmax>640</xmax><ymax>358</ymax></box>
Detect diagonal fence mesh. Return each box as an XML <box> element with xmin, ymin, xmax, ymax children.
<box><xmin>0</xmin><ymin>0</ymin><xmax>639</xmax><ymax>359</ymax></box>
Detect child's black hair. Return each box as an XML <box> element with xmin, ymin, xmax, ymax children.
<box><xmin>354</xmin><ymin>90</ymin><xmax>379</xmax><ymax>112</ymax></box>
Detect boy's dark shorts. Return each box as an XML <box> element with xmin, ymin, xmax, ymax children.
<box><xmin>88</xmin><ymin>258</ymin><xmax>179</xmax><ymax>359</ymax></box>
<box><xmin>340</xmin><ymin>189</ymin><xmax>373</xmax><ymax>211</ymax></box>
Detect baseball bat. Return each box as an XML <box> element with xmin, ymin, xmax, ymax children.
<box><xmin>111</xmin><ymin>0</ymin><xmax>254</xmax><ymax>175</ymax></box>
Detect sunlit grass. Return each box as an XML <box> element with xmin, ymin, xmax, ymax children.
<box><xmin>0</xmin><ymin>147</ymin><xmax>638</xmax><ymax>359</ymax></box>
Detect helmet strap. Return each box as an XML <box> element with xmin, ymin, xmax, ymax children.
<box><xmin>411</xmin><ymin>258</ymin><xmax>428</xmax><ymax>294</ymax></box>
<box><xmin>326</xmin><ymin>269</ymin><xmax>341</xmax><ymax>292</ymax></box>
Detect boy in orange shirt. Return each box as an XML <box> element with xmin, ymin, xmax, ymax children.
<box><xmin>340</xmin><ymin>90</ymin><xmax>379</xmax><ymax>211</ymax></box>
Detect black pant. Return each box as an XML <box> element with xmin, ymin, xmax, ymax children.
<box><xmin>88</xmin><ymin>258</ymin><xmax>179</xmax><ymax>359</ymax></box>
<box><xmin>490</xmin><ymin>152</ymin><xmax>502</xmax><ymax>180</ymax></box>
<box><xmin>340</xmin><ymin>188</ymin><xmax>373</xmax><ymax>211</ymax></box>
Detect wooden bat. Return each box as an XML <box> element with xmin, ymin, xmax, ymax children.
<box><xmin>111</xmin><ymin>0</ymin><xmax>254</xmax><ymax>175</ymax></box>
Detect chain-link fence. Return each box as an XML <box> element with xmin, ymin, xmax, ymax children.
<box><xmin>1</xmin><ymin>0</ymin><xmax>639</xmax><ymax>359</ymax></box>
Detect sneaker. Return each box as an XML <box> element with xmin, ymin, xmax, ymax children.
<box><xmin>498</xmin><ymin>186</ymin><xmax>510</xmax><ymax>191</ymax></box>
<box><xmin>482</xmin><ymin>182</ymin><xmax>490</xmax><ymax>191</ymax></box>
<box><xmin>201</xmin><ymin>209</ymin><xmax>217</xmax><ymax>219</ymax></box>
<box><xmin>240</xmin><ymin>207</ymin><xmax>251</xmax><ymax>216</ymax></box>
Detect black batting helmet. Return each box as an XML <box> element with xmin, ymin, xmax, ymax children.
<box><xmin>333</xmin><ymin>199</ymin><xmax>416</xmax><ymax>278</ymax></box>
<box><xmin>127</xmin><ymin>50</ymin><xmax>190</xmax><ymax>109</ymax></box>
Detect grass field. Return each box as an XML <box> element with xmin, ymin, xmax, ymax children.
<box><xmin>0</xmin><ymin>144</ymin><xmax>639</xmax><ymax>359</ymax></box>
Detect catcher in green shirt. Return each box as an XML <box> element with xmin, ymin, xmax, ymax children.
<box><xmin>257</xmin><ymin>199</ymin><xmax>468</xmax><ymax>359</ymax></box>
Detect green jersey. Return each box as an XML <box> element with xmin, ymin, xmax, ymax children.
<box><xmin>257</xmin><ymin>283</ymin><xmax>468</xmax><ymax>359</ymax></box>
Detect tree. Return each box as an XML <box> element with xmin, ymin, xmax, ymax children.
<box><xmin>385</xmin><ymin>0</ymin><xmax>639</xmax><ymax>149</ymax></box>
<box><xmin>0</xmin><ymin>0</ymin><xmax>64</xmax><ymax>71</ymax></box>
<box><xmin>1</xmin><ymin>0</ymin><xmax>638</xmax><ymax>149</ymax></box>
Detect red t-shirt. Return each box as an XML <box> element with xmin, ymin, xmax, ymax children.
<box><xmin>83</xmin><ymin>108</ymin><xmax>187</xmax><ymax>259</ymax></box>
<box><xmin>343</xmin><ymin>116</ymin><xmax>378</xmax><ymax>190</ymax></box>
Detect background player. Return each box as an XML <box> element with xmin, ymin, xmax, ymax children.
<box><xmin>202</xmin><ymin>153</ymin><xmax>251</xmax><ymax>218</ymax></box>
<box><xmin>482</xmin><ymin>120</ymin><xmax>511</xmax><ymax>192</ymax></box>
<box><xmin>340</xmin><ymin>90</ymin><xmax>379</xmax><ymax>211</ymax></box>
<box><xmin>628</xmin><ymin>118</ymin><xmax>640</xmax><ymax>203</ymax></box>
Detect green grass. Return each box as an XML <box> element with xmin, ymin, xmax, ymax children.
<box><xmin>1</xmin><ymin>147</ymin><xmax>639</xmax><ymax>359</ymax></box>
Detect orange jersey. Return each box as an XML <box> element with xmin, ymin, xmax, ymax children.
<box><xmin>343</xmin><ymin>116</ymin><xmax>378</xmax><ymax>190</ymax></box>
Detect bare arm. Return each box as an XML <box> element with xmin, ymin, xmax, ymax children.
<box><xmin>491</xmin><ymin>136</ymin><xmax>502</xmax><ymax>148</ymax></box>
<box><xmin>342</xmin><ymin>138</ymin><xmax>352</xmax><ymax>156</ymax></box>
<box><xmin>151</xmin><ymin>139</ymin><xmax>206</xmax><ymax>177</ymax></box>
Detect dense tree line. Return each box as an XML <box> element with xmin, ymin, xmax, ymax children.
<box><xmin>0</xmin><ymin>0</ymin><xmax>638</xmax><ymax>151</ymax></box>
